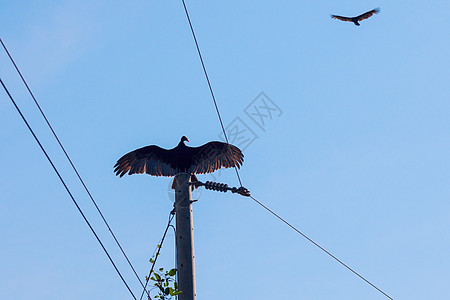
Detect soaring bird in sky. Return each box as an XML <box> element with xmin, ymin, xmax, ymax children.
<box><xmin>331</xmin><ymin>8</ymin><xmax>380</xmax><ymax>26</ymax></box>
<box><xmin>114</xmin><ymin>136</ymin><xmax>244</xmax><ymax>178</ymax></box>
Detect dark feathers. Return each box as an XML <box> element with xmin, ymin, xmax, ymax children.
<box><xmin>114</xmin><ymin>136</ymin><xmax>244</xmax><ymax>177</ymax></box>
<box><xmin>331</xmin><ymin>8</ymin><xmax>380</xmax><ymax>26</ymax></box>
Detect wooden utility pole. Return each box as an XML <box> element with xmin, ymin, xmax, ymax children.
<box><xmin>173</xmin><ymin>173</ymin><xmax>197</xmax><ymax>300</ymax></box>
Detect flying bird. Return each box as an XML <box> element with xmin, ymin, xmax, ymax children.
<box><xmin>114</xmin><ymin>136</ymin><xmax>244</xmax><ymax>178</ymax></box>
<box><xmin>331</xmin><ymin>8</ymin><xmax>380</xmax><ymax>26</ymax></box>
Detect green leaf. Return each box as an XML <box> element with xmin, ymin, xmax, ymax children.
<box><xmin>154</xmin><ymin>273</ymin><xmax>161</xmax><ymax>281</ymax></box>
<box><xmin>168</xmin><ymin>268</ymin><xmax>177</xmax><ymax>276</ymax></box>
<box><xmin>159</xmin><ymin>267</ymin><xmax>164</xmax><ymax>272</ymax></box>
<box><xmin>173</xmin><ymin>290</ymin><xmax>182</xmax><ymax>295</ymax></box>
<box><xmin>164</xmin><ymin>287</ymin><xmax>170</xmax><ymax>295</ymax></box>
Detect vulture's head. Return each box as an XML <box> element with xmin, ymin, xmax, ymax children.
<box><xmin>180</xmin><ymin>136</ymin><xmax>190</xmax><ymax>143</ymax></box>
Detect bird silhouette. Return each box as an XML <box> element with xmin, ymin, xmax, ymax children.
<box><xmin>331</xmin><ymin>8</ymin><xmax>380</xmax><ymax>26</ymax></box>
<box><xmin>114</xmin><ymin>136</ymin><xmax>243</xmax><ymax>178</ymax></box>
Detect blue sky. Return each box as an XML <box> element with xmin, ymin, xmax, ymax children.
<box><xmin>1</xmin><ymin>1</ymin><xmax>449</xmax><ymax>299</ymax></box>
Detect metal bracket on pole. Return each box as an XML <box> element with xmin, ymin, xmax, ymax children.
<box><xmin>191</xmin><ymin>180</ymin><xmax>251</xmax><ymax>197</ymax></box>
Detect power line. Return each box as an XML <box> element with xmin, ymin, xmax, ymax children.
<box><xmin>0</xmin><ymin>37</ymin><xmax>148</xmax><ymax>296</ymax></box>
<box><xmin>181</xmin><ymin>0</ymin><xmax>243</xmax><ymax>187</ymax></box>
<box><xmin>0</xmin><ymin>78</ymin><xmax>137</xmax><ymax>300</ymax></box>
<box><xmin>179</xmin><ymin>3</ymin><xmax>393</xmax><ymax>299</ymax></box>
<box><xmin>249</xmin><ymin>195</ymin><xmax>394</xmax><ymax>300</ymax></box>
<box><xmin>140</xmin><ymin>209</ymin><xmax>176</xmax><ymax>300</ymax></box>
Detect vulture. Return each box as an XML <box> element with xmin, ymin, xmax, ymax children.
<box><xmin>114</xmin><ymin>136</ymin><xmax>244</xmax><ymax>178</ymax></box>
<box><xmin>331</xmin><ymin>8</ymin><xmax>380</xmax><ymax>26</ymax></box>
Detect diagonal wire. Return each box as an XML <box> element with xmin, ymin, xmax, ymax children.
<box><xmin>181</xmin><ymin>0</ymin><xmax>243</xmax><ymax>187</ymax></box>
<box><xmin>249</xmin><ymin>194</ymin><xmax>394</xmax><ymax>300</ymax></box>
<box><xmin>139</xmin><ymin>209</ymin><xmax>176</xmax><ymax>300</ymax></box>
<box><xmin>181</xmin><ymin>2</ymin><xmax>393</xmax><ymax>299</ymax></box>
<box><xmin>0</xmin><ymin>37</ymin><xmax>149</xmax><ymax>297</ymax></box>
<box><xmin>0</xmin><ymin>78</ymin><xmax>137</xmax><ymax>300</ymax></box>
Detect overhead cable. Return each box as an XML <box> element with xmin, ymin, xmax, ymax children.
<box><xmin>0</xmin><ymin>37</ymin><xmax>148</xmax><ymax>296</ymax></box>
<box><xmin>181</xmin><ymin>0</ymin><xmax>243</xmax><ymax>187</ymax></box>
<box><xmin>0</xmin><ymin>78</ymin><xmax>137</xmax><ymax>300</ymax></box>
<box><xmin>249</xmin><ymin>194</ymin><xmax>393</xmax><ymax>300</ymax></box>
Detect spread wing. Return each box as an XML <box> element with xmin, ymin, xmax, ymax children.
<box><xmin>330</xmin><ymin>14</ymin><xmax>353</xmax><ymax>22</ymax></box>
<box><xmin>356</xmin><ymin>8</ymin><xmax>380</xmax><ymax>21</ymax></box>
<box><xmin>188</xmin><ymin>142</ymin><xmax>244</xmax><ymax>175</ymax></box>
<box><xmin>114</xmin><ymin>145</ymin><xmax>177</xmax><ymax>177</ymax></box>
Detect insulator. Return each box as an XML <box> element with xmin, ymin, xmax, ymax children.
<box><xmin>193</xmin><ymin>180</ymin><xmax>250</xmax><ymax>196</ymax></box>
<box><xmin>218</xmin><ymin>183</ymin><xmax>228</xmax><ymax>192</ymax></box>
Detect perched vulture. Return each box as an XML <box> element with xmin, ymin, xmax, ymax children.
<box><xmin>331</xmin><ymin>8</ymin><xmax>380</xmax><ymax>26</ymax></box>
<box><xmin>114</xmin><ymin>136</ymin><xmax>244</xmax><ymax>178</ymax></box>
